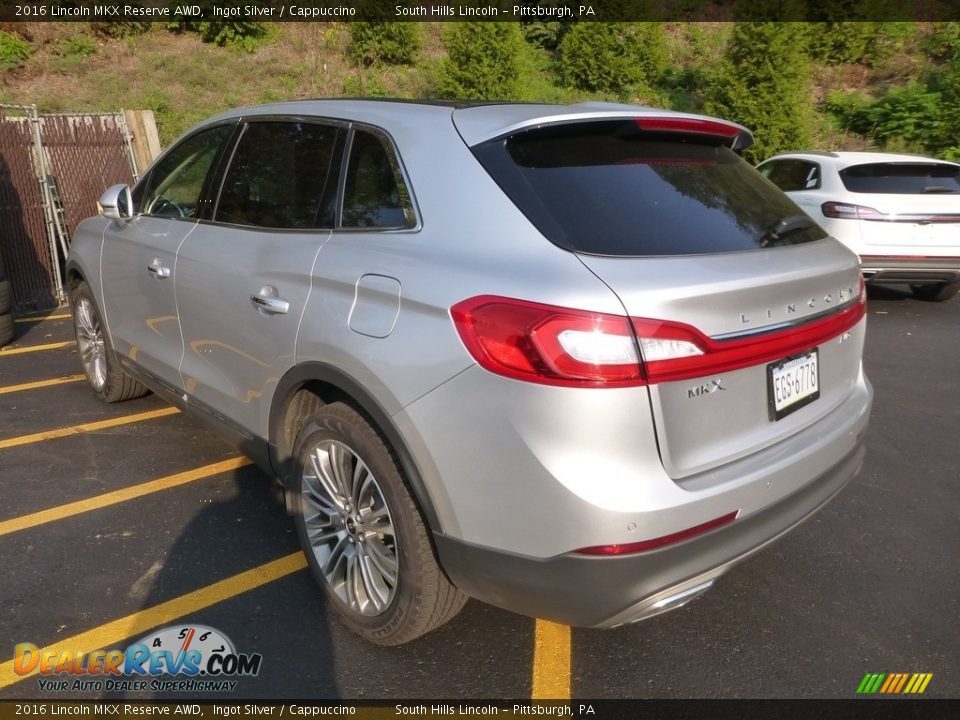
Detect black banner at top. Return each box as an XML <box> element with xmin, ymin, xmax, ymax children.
<box><xmin>0</xmin><ymin>0</ymin><xmax>959</xmax><ymax>22</ymax></box>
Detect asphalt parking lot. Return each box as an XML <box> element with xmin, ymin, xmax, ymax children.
<box><xmin>0</xmin><ymin>286</ymin><xmax>957</xmax><ymax>701</ymax></box>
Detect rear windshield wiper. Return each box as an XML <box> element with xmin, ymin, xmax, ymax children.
<box><xmin>921</xmin><ymin>186</ymin><xmax>959</xmax><ymax>194</ymax></box>
<box><xmin>761</xmin><ymin>214</ymin><xmax>815</xmax><ymax>247</ymax></box>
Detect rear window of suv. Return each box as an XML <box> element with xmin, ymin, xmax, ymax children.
<box><xmin>472</xmin><ymin>120</ymin><xmax>826</xmax><ymax>256</ymax></box>
<box><xmin>839</xmin><ymin>163</ymin><xmax>960</xmax><ymax>194</ymax></box>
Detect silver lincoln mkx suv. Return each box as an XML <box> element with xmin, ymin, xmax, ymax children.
<box><xmin>67</xmin><ymin>100</ymin><xmax>872</xmax><ymax>644</ymax></box>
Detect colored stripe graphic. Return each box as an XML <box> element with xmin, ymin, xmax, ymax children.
<box><xmin>893</xmin><ymin>673</ymin><xmax>909</xmax><ymax>693</ymax></box>
<box><xmin>857</xmin><ymin>672</ymin><xmax>933</xmax><ymax>694</ymax></box>
<box><xmin>879</xmin><ymin>674</ymin><xmax>896</xmax><ymax>693</ymax></box>
<box><xmin>917</xmin><ymin>674</ymin><xmax>933</xmax><ymax>694</ymax></box>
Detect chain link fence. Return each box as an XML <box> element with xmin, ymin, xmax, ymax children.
<box><xmin>0</xmin><ymin>104</ymin><xmax>140</xmax><ymax>313</ymax></box>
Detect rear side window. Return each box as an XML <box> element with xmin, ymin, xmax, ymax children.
<box><xmin>758</xmin><ymin>159</ymin><xmax>821</xmax><ymax>191</ymax></box>
<box><xmin>341</xmin><ymin>129</ymin><xmax>416</xmax><ymax>229</ymax></box>
<box><xmin>215</xmin><ymin>121</ymin><xmax>342</xmax><ymax>229</ymax></box>
<box><xmin>473</xmin><ymin>120</ymin><xmax>826</xmax><ymax>256</ymax></box>
<box><xmin>839</xmin><ymin>163</ymin><xmax>960</xmax><ymax>194</ymax></box>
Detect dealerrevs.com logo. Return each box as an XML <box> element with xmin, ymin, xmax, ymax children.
<box><xmin>14</xmin><ymin>625</ymin><xmax>261</xmax><ymax>693</ymax></box>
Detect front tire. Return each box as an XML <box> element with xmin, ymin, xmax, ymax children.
<box><xmin>292</xmin><ymin>401</ymin><xmax>466</xmax><ymax>645</ymax></box>
<box><xmin>911</xmin><ymin>281</ymin><xmax>960</xmax><ymax>302</ymax></box>
<box><xmin>71</xmin><ymin>281</ymin><xmax>148</xmax><ymax>402</ymax></box>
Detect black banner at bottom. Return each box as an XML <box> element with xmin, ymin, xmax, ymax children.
<box><xmin>0</xmin><ymin>700</ymin><xmax>958</xmax><ymax>720</ymax></box>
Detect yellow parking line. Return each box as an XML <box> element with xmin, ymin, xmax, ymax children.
<box><xmin>0</xmin><ymin>340</ymin><xmax>75</xmax><ymax>355</ymax></box>
<box><xmin>531</xmin><ymin>619</ymin><xmax>571</xmax><ymax>699</ymax></box>
<box><xmin>0</xmin><ymin>552</ymin><xmax>307</xmax><ymax>689</ymax></box>
<box><xmin>14</xmin><ymin>313</ymin><xmax>71</xmax><ymax>323</ymax></box>
<box><xmin>0</xmin><ymin>374</ymin><xmax>85</xmax><ymax>395</ymax></box>
<box><xmin>0</xmin><ymin>457</ymin><xmax>251</xmax><ymax>538</ymax></box>
<box><xmin>0</xmin><ymin>407</ymin><xmax>180</xmax><ymax>450</ymax></box>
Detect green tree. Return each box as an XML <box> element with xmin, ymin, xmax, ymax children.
<box><xmin>935</xmin><ymin>26</ymin><xmax>960</xmax><ymax>158</ymax></box>
<box><xmin>167</xmin><ymin>1</ymin><xmax>271</xmax><ymax>51</ymax></box>
<box><xmin>557</xmin><ymin>23</ymin><xmax>665</xmax><ymax>97</ymax></box>
<box><xmin>348</xmin><ymin>23</ymin><xmax>421</xmax><ymax>66</ymax></box>
<box><xmin>436</xmin><ymin>23</ymin><xmax>525</xmax><ymax>100</ymax></box>
<box><xmin>705</xmin><ymin>22</ymin><xmax>813</xmax><ymax>163</ymax></box>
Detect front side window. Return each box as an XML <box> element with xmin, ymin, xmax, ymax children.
<box><xmin>138</xmin><ymin>125</ymin><xmax>232</xmax><ymax>219</ymax></box>
<box><xmin>758</xmin><ymin>159</ymin><xmax>821</xmax><ymax>192</ymax></box>
<box><xmin>215</xmin><ymin>121</ymin><xmax>343</xmax><ymax>229</ymax></box>
<box><xmin>341</xmin><ymin>130</ymin><xmax>416</xmax><ymax>229</ymax></box>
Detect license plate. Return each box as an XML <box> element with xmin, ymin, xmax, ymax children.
<box><xmin>767</xmin><ymin>349</ymin><xmax>820</xmax><ymax>420</ymax></box>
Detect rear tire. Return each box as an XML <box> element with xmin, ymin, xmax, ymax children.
<box><xmin>0</xmin><ymin>312</ymin><xmax>13</xmax><ymax>347</ymax></box>
<box><xmin>911</xmin><ymin>281</ymin><xmax>960</xmax><ymax>302</ymax></box>
<box><xmin>291</xmin><ymin>401</ymin><xmax>466</xmax><ymax>645</ymax></box>
<box><xmin>70</xmin><ymin>281</ymin><xmax>149</xmax><ymax>403</ymax></box>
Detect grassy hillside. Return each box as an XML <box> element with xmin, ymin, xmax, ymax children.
<box><xmin>0</xmin><ymin>22</ymin><xmax>953</xmax><ymax>156</ymax></box>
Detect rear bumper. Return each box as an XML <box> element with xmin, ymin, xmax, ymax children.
<box><xmin>860</xmin><ymin>255</ymin><xmax>960</xmax><ymax>284</ymax></box>
<box><xmin>434</xmin><ymin>440</ymin><xmax>865</xmax><ymax>628</ymax></box>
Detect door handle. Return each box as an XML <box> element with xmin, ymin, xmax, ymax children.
<box><xmin>250</xmin><ymin>287</ymin><xmax>289</xmax><ymax>315</ymax></box>
<box><xmin>147</xmin><ymin>261</ymin><xmax>171</xmax><ymax>279</ymax></box>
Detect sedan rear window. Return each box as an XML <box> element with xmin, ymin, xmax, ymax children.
<box><xmin>472</xmin><ymin>120</ymin><xmax>825</xmax><ymax>257</ymax></box>
<box><xmin>839</xmin><ymin>163</ymin><xmax>960</xmax><ymax>194</ymax></box>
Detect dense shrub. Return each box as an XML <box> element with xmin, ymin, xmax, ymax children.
<box><xmin>168</xmin><ymin>1</ymin><xmax>271</xmax><ymax>51</ymax></box>
<box><xmin>0</xmin><ymin>30</ymin><xmax>32</xmax><ymax>71</ymax></box>
<box><xmin>557</xmin><ymin>23</ymin><xmax>665</xmax><ymax>96</ymax></box>
<box><xmin>54</xmin><ymin>36</ymin><xmax>96</xmax><ymax>58</ymax></box>
<box><xmin>435</xmin><ymin>23</ymin><xmax>525</xmax><ymax>100</ymax></box>
<box><xmin>705</xmin><ymin>22</ymin><xmax>812</xmax><ymax>163</ymax></box>
<box><xmin>348</xmin><ymin>23</ymin><xmax>420</xmax><ymax>66</ymax></box>
<box><xmin>922</xmin><ymin>22</ymin><xmax>960</xmax><ymax>62</ymax></box>
<box><xmin>521</xmin><ymin>21</ymin><xmax>569</xmax><ymax>51</ymax></box>
<box><xmin>805</xmin><ymin>22</ymin><xmax>914</xmax><ymax>66</ymax></box>
<box><xmin>926</xmin><ymin>25</ymin><xmax>960</xmax><ymax>157</ymax></box>
<box><xmin>826</xmin><ymin>85</ymin><xmax>944</xmax><ymax>152</ymax></box>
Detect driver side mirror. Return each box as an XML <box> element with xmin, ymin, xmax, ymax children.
<box><xmin>98</xmin><ymin>184</ymin><xmax>134</xmax><ymax>221</ymax></box>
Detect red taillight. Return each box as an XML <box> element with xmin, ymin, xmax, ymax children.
<box><xmin>451</xmin><ymin>289</ymin><xmax>865</xmax><ymax>388</ymax></box>
<box><xmin>821</xmin><ymin>202</ymin><xmax>960</xmax><ymax>224</ymax></box>
<box><xmin>634</xmin><ymin>116</ymin><xmax>741</xmax><ymax>139</ymax></box>
<box><xmin>575</xmin><ymin>511</ymin><xmax>740</xmax><ymax>556</ymax></box>
<box><xmin>450</xmin><ymin>296</ymin><xmax>644</xmax><ymax>388</ymax></box>
<box><xmin>821</xmin><ymin>201</ymin><xmax>885</xmax><ymax>220</ymax></box>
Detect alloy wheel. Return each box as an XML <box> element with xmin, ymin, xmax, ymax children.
<box><xmin>300</xmin><ymin>439</ymin><xmax>398</xmax><ymax>616</ymax></box>
<box><xmin>75</xmin><ymin>297</ymin><xmax>107</xmax><ymax>391</ymax></box>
